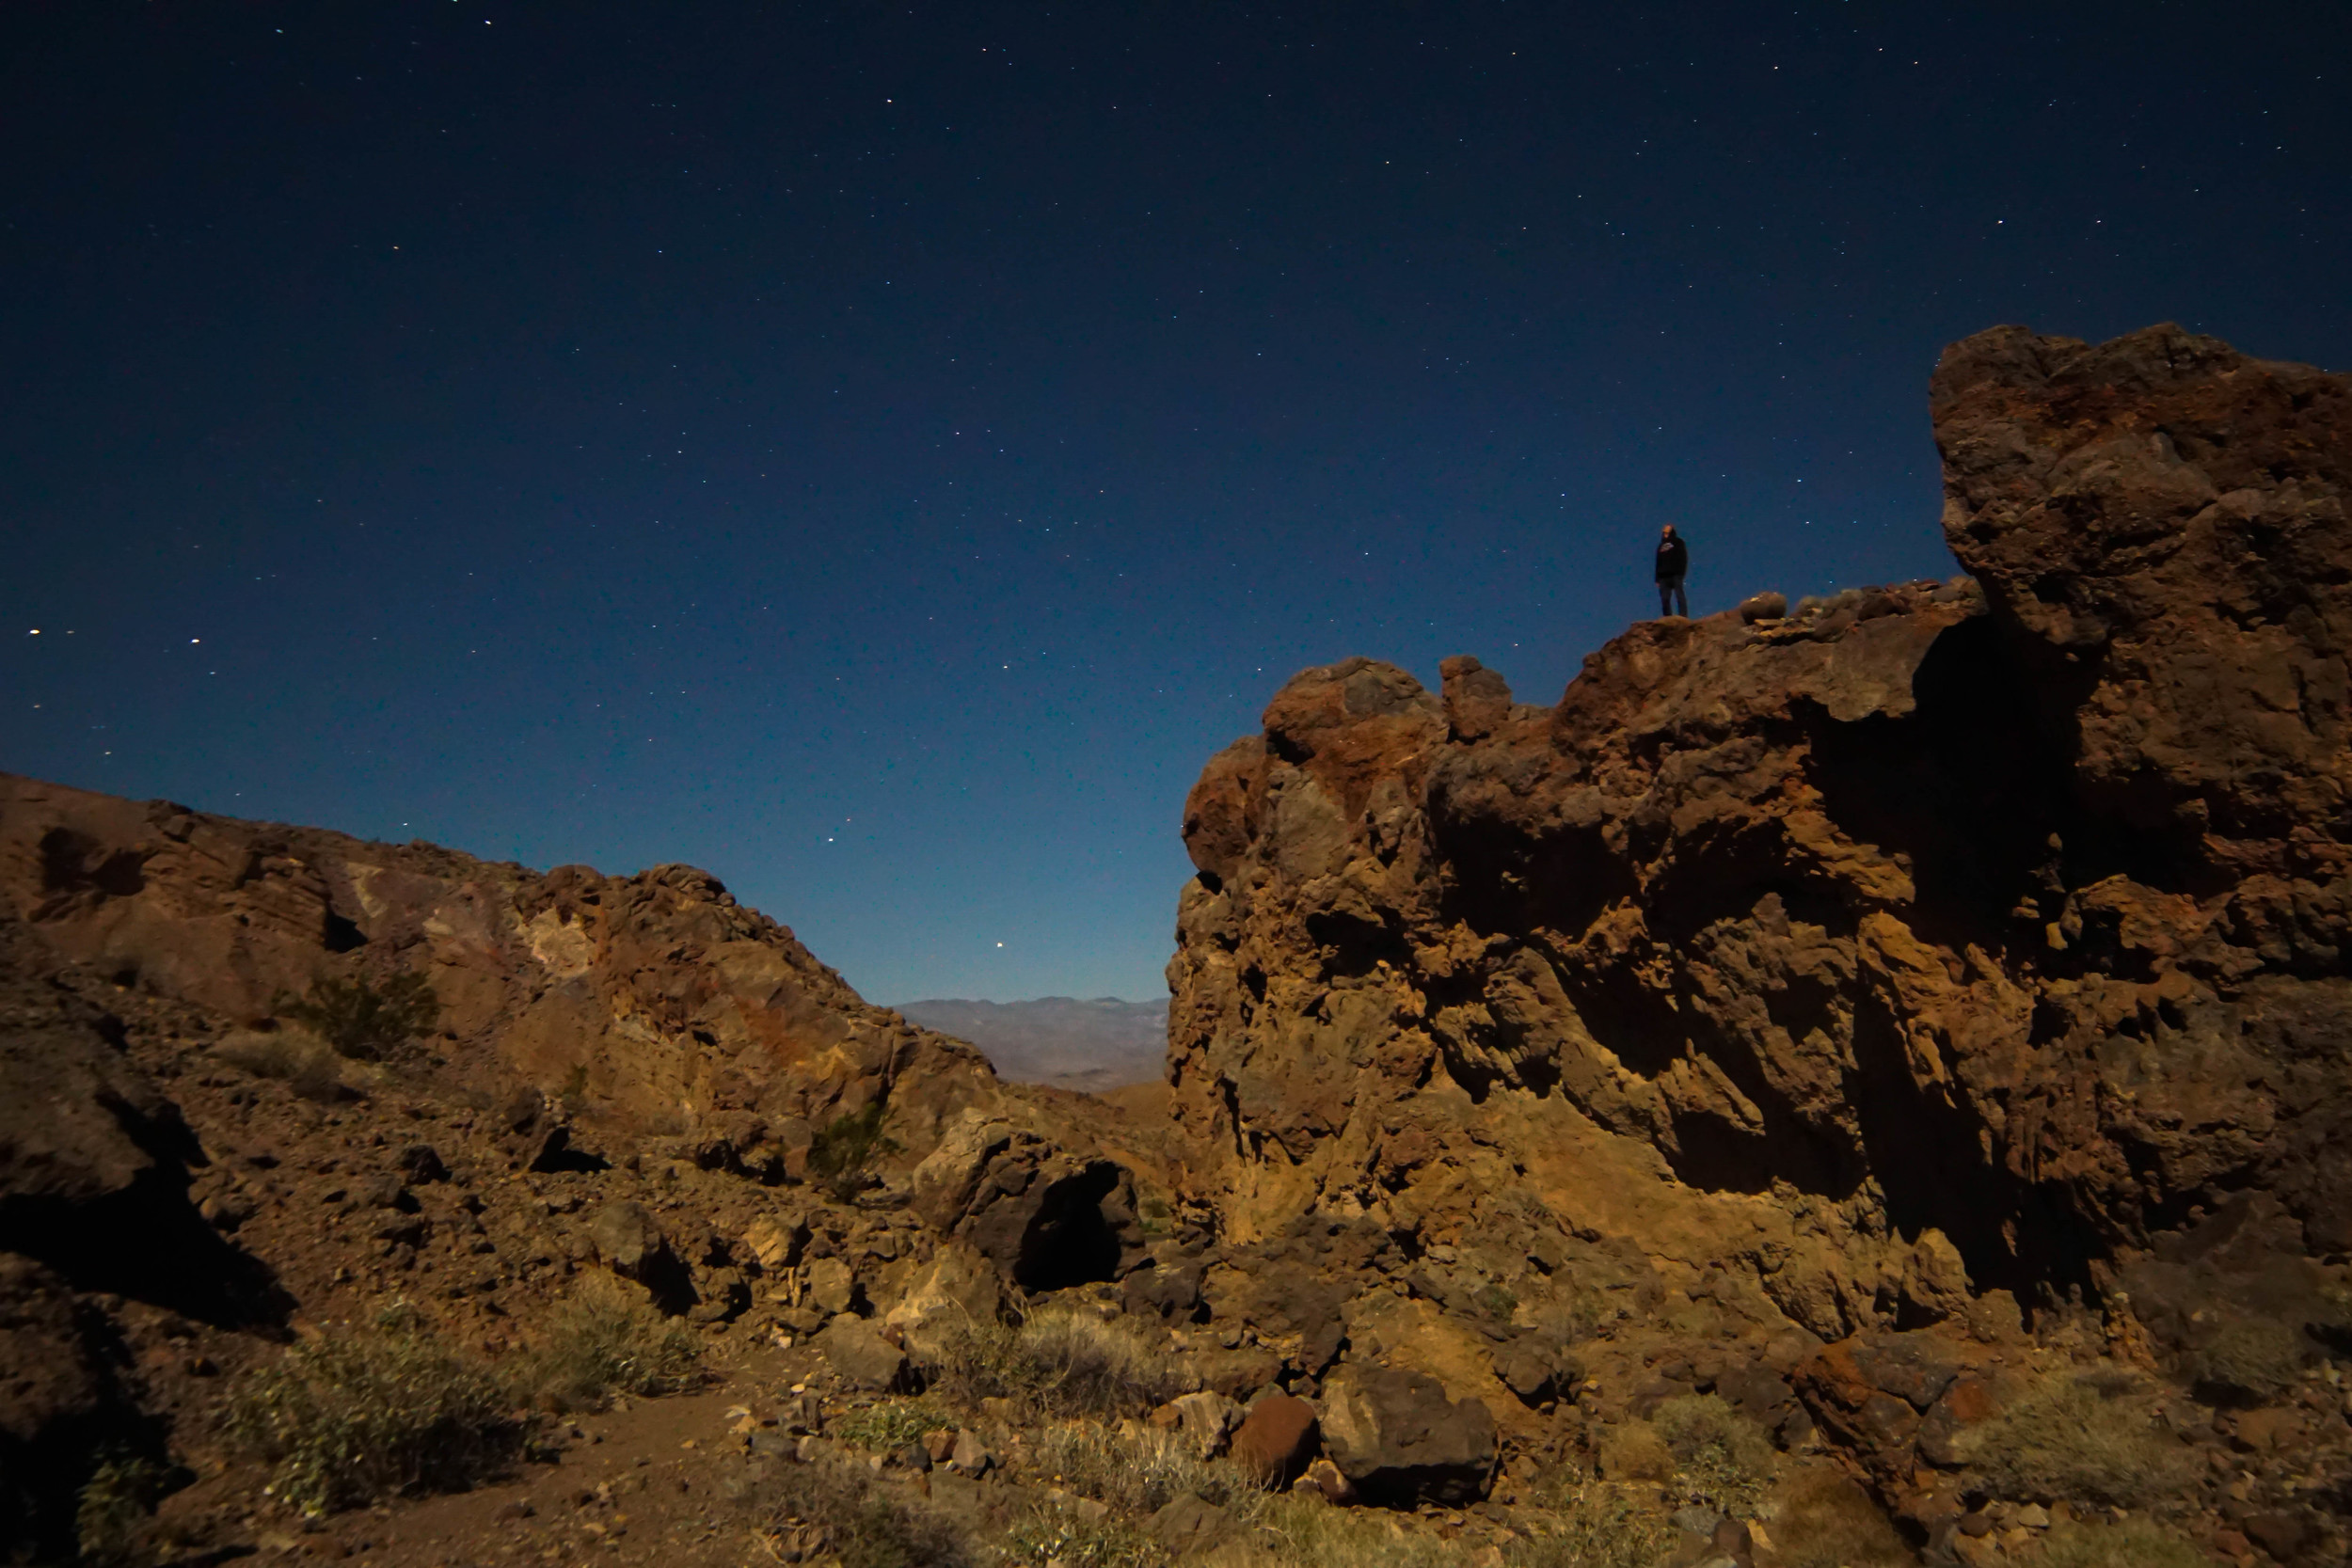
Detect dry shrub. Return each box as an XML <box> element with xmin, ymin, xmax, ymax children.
<box><xmin>926</xmin><ymin>1307</ymin><xmax>1188</xmax><ymax>1419</ymax></box>
<box><xmin>214</xmin><ymin>1027</ymin><xmax>358</xmax><ymax>1102</ymax></box>
<box><xmin>1767</xmin><ymin>1467</ymin><xmax>1914</xmax><ymax>1568</ymax></box>
<box><xmin>1597</xmin><ymin>1421</ymin><xmax>1676</xmax><ymax>1482</ymax></box>
<box><xmin>1505</xmin><ymin>1480</ymin><xmax>1673</xmax><ymax>1568</ymax></box>
<box><xmin>276</xmin><ymin>973</ymin><xmax>438</xmax><ymax>1062</ymax></box>
<box><xmin>221</xmin><ymin>1305</ymin><xmax>524</xmax><ymax>1516</ymax></box>
<box><xmin>1031</xmin><ymin>1420</ymin><xmax>1267</xmax><ymax>1518</ymax></box>
<box><xmin>1959</xmin><ymin>1367</ymin><xmax>2198</xmax><ymax>1507</ymax></box>
<box><xmin>2182</xmin><ymin>1315</ymin><xmax>2310</xmax><ymax>1404</ymax></box>
<box><xmin>1651</xmin><ymin>1392</ymin><xmax>1775</xmax><ymax>1513</ymax></box>
<box><xmin>1248</xmin><ymin>1494</ymin><xmax>1463</xmax><ymax>1568</ymax></box>
<box><xmin>2036</xmin><ymin>1517</ymin><xmax>2206</xmax><ymax>1568</ymax></box>
<box><xmin>1002</xmin><ymin>1498</ymin><xmax>1166</xmax><ymax>1568</ymax></box>
<box><xmin>516</xmin><ymin>1276</ymin><xmax>700</xmax><ymax>1411</ymax></box>
<box><xmin>758</xmin><ymin>1450</ymin><xmax>975</xmax><ymax>1568</ymax></box>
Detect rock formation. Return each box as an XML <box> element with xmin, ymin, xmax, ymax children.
<box><xmin>1168</xmin><ymin>324</ymin><xmax>2352</xmax><ymax>1545</ymax></box>
<box><xmin>4</xmin><ymin>322</ymin><xmax>2348</xmax><ymax>1567</ymax></box>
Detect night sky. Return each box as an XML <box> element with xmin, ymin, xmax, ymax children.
<box><xmin>5</xmin><ymin>5</ymin><xmax>2346</xmax><ymax>1004</ymax></box>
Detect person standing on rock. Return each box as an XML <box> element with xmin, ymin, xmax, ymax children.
<box><xmin>1654</xmin><ymin>524</ymin><xmax>1690</xmax><ymax>617</ymax></box>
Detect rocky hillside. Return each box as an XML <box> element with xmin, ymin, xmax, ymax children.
<box><xmin>3</xmin><ymin>323</ymin><xmax>2346</xmax><ymax>1568</ymax></box>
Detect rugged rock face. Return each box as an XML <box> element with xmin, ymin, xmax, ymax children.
<box><xmin>0</xmin><ymin>774</ymin><xmax>999</xmax><ymax>1156</ymax></box>
<box><xmin>1168</xmin><ymin>325</ymin><xmax>2352</xmax><ymax>1533</ymax></box>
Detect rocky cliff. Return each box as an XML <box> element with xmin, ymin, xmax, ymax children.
<box><xmin>1168</xmin><ymin>324</ymin><xmax>2352</xmax><ymax>1546</ymax></box>
<box><xmin>6</xmin><ymin>323</ymin><xmax>2348</xmax><ymax>1568</ymax></box>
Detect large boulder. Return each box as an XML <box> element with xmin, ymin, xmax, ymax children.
<box><xmin>911</xmin><ymin>1111</ymin><xmax>1149</xmax><ymax>1292</ymax></box>
<box><xmin>1316</xmin><ymin>1364</ymin><xmax>1497</xmax><ymax>1506</ymax></box>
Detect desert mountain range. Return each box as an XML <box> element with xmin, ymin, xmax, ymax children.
<box><xmin>4</xmin><ymin>324</ymin><xmax>2348</xmax><ymax>1567</ymax></box>
<box><xmin>895</xmin><ymin>997</ymin><xmax>1168</xmax><ymax>1093</ymax></box>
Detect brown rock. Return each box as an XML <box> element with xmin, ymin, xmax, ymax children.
<box><xmin>1316</xmin><ymin>1364</ymin><xmax>1496</xmax><ymax>1506</ymax></box>
<box><xmin>1164</xmin><ymin>322</ymin><xmax>2352</xmax><ymax>1456</ymax></box>
<box><xmin>1296</xmin><ymin>1456</ymin><xmax>1357</xmax><ymax>1504</ymax></box>
<box><xmin>1228</xmin><ymin>1391</ymin><xmax>1319</xmax><ymax>1486</ymax></box>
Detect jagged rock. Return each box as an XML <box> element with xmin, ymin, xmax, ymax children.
<box><xmin>1316</xmin><ymin>1364</ymin><xmax>1497</xmax><ymax>1505</ymax></box>
<box><xmin>803</xmin><ymin>1256</ymin><xmax>858</xmax><ymax>1317</ymax></box>
<box><xmin>883</xmin><ymin>1240</ymin><xmax>1009</xmax><ymax>1357</ymax></box>
<box><xmin>588</xmin><ymin>1201</ymin><xmax>670</xmax><ymax>1282</ymax></box>
<box><xmin>911</xmin><ymin>1110</ymin><xmax>1148</xmax><ymax>1291</ymax></box>
<box><xmin>1168</xmin><ymin>1389</ymin><xmax>1242</xmax><ymax>1459</ymax></box>
<box><xmin>1147</xmin><ymin>1495</ymin><xmax>1232</xmax><ymax>1549</ymax></box>
<box><xmin>1167</xmin><ymin>324</ymin><xmax>2352</xmax><ymax>1390</ymax></box>
<box><xmin>1297</xmin><ymin>1456</ymin><xmax>1357</xmax><ymax>1504</ymax></box>
<box><xmin>816</xmin><ymin>1317</ymin><xmax>911</xmax><ymax>1392</ymax></box>
<box><xmin>1737</xmin><ymin>590</ymin><xmax>1788</xmax><ymax>623</ymax></box>
<box><xmin>947</xmin><ymin>1428</ymin><xmax>993</xmax><ymax>1476</ymax></box>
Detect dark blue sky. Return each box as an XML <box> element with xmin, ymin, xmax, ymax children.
<box><xmin>5</xmin><ymin>3</ymin><xmax>2345</xmax><ymax>1002</ymax></box>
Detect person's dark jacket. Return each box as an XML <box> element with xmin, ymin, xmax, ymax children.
<box><xmin>1654</xmin><ymin>535</ymin><xmax>1689</xmax><ymax>582</ymax></box>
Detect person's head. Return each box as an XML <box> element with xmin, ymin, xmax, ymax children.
<box><xmin>1661</xmin><ymin>524</ymin><xmax>1678</xmax><ymax>541</ymax></box>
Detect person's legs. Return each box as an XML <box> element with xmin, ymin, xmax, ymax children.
<box><xmin>1660</xmin><ymin>577</ymin><xmax>1687</xmax><ymax>617</ymax></box>
<box><xmin>1673</xmin><ymin>578</ymin><xmax>1688</xmax><ymax>616</ymax></box>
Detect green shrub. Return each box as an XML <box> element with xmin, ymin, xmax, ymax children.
<box><xmin>834</xmin><ymin>1396</ymin><xmax>948</xmax><ymax>1453</ymax></box>
<box><xmin>1767</xmin><ymin>1467</ymin><xmax>1914</xmax><ymax>1568</ymax></box>
<box><xmin>2182</xmin><ymin>1316</ymin><xmax>2310</xmax><ymax>1403</ymax></box>
<box><xmin>1504</xmin><ymin>1480</ymin><xmax>1673</xmax><ymax>1568</ymax></box>
<box><xmin>2036</xmin><ymin>1518</ymin><xmax>2207</xmax><ymax>1568</ymax></box>
<box><xmin>1959</xmin><ymin>1368</ymin><xmax>2198</xmax><ymax>1507</ymax></box>
<box><xmin>276</xmin><ymin>973</ymin><xmax>438</xmax><ymax>1062</ymax></box>
<box><xmin>759</xmin><ymin>1450</ymin><xmax>974</xmax><ymax>1568</ymax></box>
<box><xmin>1032</xmin><ymin>1420</ymin><xmax>1267</xmax><ymax>1518</ymax></box>
<box><xmin>516</xmin><ymin>1277</ymin><xmax>701</xmax><ymax>1411</ymax></box>
<box><xmin>1650</xmin><ymin>1393</ymin><xmax>1775</xmax><ymax>1514</ymax></box>
<box><xmin>74</xmin><ymin>1451</ymin><xmax>174</xmax><ymax>1565</ymax></box>
<box><xmin>221</xmin><ymin>1304</ymin><xmax>524</xmax><ymax>1515</ymax></box>
<box><xmin>1002</xmin><ymin>1499</ymin><xmax>1166</xmax><ymax>1568</ymax></box>
<box><xmin>809</xmin><ymin>1101</ymin><xmax>900</xmax><ymax>1199</ymax></box>
<box><xmin>925</xmin><ymin>1307</ymin><xmax>1188</xmax><ymax>1420</ymax></box>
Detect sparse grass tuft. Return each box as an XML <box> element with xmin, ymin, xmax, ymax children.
<box><xmin>808</xmin><ymin>1101</ymin><xmax>900</xmax><ymax>1199</ymax></box>
<box><xmin>1596</xmin><ymin>1420</ymin><xmax>1675</xmax><ymax>1482</ymax></box>
<box><xmin>221</xmin><ymin>1304</ymin><xmax>524</xmax><ymax>1516</ymax></box>
<box><xmin>1031</xmin><ymin>1420</ymin><xmax>1267</xmax><ymax>1518</ymax></box>
<box><xmin>1651</xmin><ymin>1392</ymin><xmax>1776</xmax><ymax>1515</ymax></box>
<box><xmin>1247</xmin><ymin>1495</ymin><xmax>1461</xmax><ymax>1568</ymax></box>
<box><xmin>1504</xmin><ymin>1478</ymin><xmax>1672</xmax><ymax>1568</ymax></box>
<box><xmin>925</xmin><ymin>1307</ymin><xmax>1189</xmax><ymax>1420</ymax></box>
<box><xmin>214</xmin><ymin>1027</ymin><xmax>359</xmax><ymax>1102</ymax></box>
<box><xmin>758</xmin><ymin>1450</ymin><xmax>975</xmax><ymax>1568</ymax></box>
<box><xmin>2036</xmin><ymin>1518</ymin><xmax>2207</xmax><ymax>1568</ymax></box>
<box><xmin>275</xmin><ymin>973</ymin><xmax>438</xmax><ymax>1062</ymax></box>
<box><xmin>516</xmin><ymin>1276</ymin><xmax>701</xmax><ymax>1411</ymax></box>
<box><xmin>1002</xmin><ymin>1498</ymin><xmax>1167</xmax><ymax>1568</ymax></box>
<box><xmin>834</xmin><ymin>1396</ymin><xmax>949</xmax><ymax>1453</ymax></box>
<box><xmin>2182</xmin><ymin>1316</ymin><xmax>2310</xmax><ymax>1404</ymax></box>
<box><xmin>1766</xmin><ymin>1467</ymin><xmax>1914</xmax><ymax>1568</ymax></box>
<box><xmin>1959</xmin><ymin>1367</ymin><xmax>2198</xmax><ymax>1507</ymax></box>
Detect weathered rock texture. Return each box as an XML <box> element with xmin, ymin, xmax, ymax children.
<box><xmin>0</xmin><ymin>775</ymin><xmax>998</xmax><ymax>1155</ymax></box>
<box><xmin>1168</xmin><ymin>325</ymin><xmax>2352</xmax><ymax>1509</ymax></box>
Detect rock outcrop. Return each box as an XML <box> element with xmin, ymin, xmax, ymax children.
<box><xmin>1168</xmin><ymin>324</ymin><xmax>2352</xmax><ymax>1537</ymax></box>
<box><xmin>0</xmin><ymin>775</ymin><xmax>999</xmax><ymax>1156</ymax></box>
